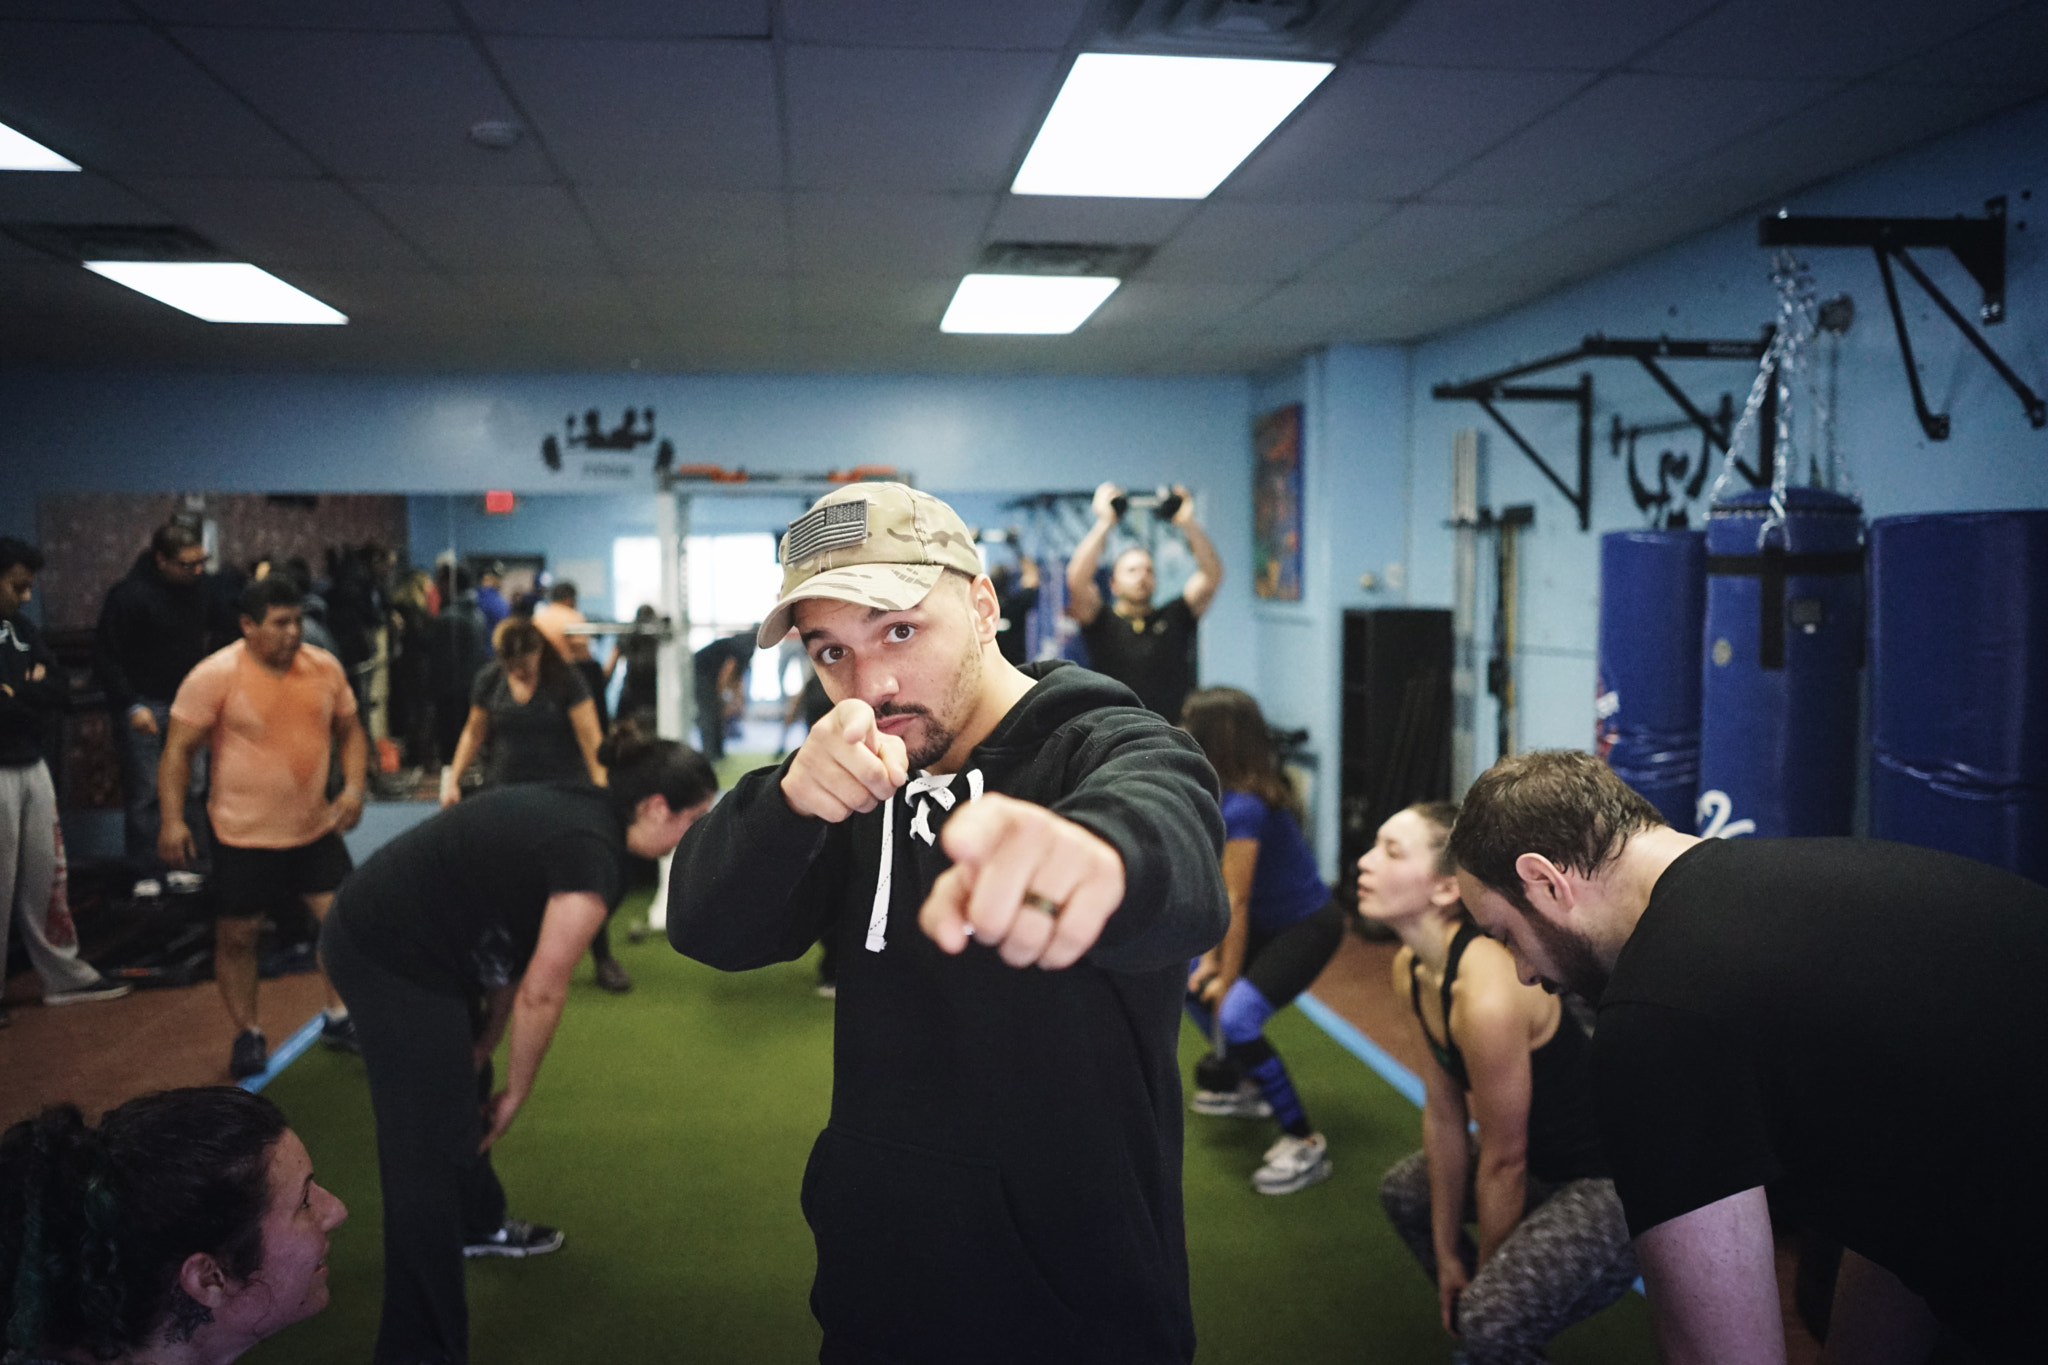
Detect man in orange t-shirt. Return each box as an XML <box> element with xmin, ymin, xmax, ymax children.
<box><xmin>160</xmin><ymin>575</ymin><xmax>367</xmax><ymax>1080</ymax></box>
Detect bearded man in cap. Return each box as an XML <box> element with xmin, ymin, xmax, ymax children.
<box><xmin>668</xmin><ymin>483</ymin><xmax>1228</xmax><ymax>1364</ymax></box>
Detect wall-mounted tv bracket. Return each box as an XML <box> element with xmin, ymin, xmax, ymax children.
<box><xmin>1432</xmin><ymin>333</ymin><xmax>1772</xmax><ymax>532</ymax></box>
<box><xmin>1758</xmin><ymin>197</ymin><xmax>2046</xmax><ymax>439</ymax></box>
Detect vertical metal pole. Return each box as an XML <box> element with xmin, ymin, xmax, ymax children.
<box><xmin>649</xmin><ymin>487</ymin><xmax>691</xmax><ymax>934</ymax></box>
<box><xmin>1450</xmin><ymin>429</ymin><xmax>1480</xmax><ymax>797</ymax></box>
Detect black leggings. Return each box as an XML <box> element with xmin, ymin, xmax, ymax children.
<box><xmin>322</xmin><ymin>905</ymin><xmax>507</xmax><ymax>1365</ymax></box>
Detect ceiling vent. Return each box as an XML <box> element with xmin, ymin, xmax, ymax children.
<box><xmin>1</xmin><ymin>222</ymin><xmax>227</xmax><ymax>263</ymax></box>
<box><xmin>978</xmin><ymin>241</ymin><xmax>1154</xmax><ymax>277</ymax></box>
<box><xmin>1098</xmin><ymin>0</ymin><xmax>1415</xmax><ymax>60</ymax></box>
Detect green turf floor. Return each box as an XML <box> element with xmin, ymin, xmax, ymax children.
<box><xmin>250</xmin><ymin>762</ymin><xmax>1655</xmax><ymax>1362</ymax></box>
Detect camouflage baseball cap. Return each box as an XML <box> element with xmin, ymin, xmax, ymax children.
<box><xmin>758</xmin><ymin>483</ymin><xmax>983</xmax><ymax>647</ymax></box>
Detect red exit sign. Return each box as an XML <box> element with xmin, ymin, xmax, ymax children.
<box><xmin>484</xmin><ymin>490</ymin><xmax>516</xmax><ymax>514</ymax></box>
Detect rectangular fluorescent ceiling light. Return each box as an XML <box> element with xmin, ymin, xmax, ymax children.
<box><xmin>84</xmin><ymin>261</ymin><xmax>347</xmax><ymax>324</ymax></box>
<box><xmin>1012</xmin><ymin>53</ymin><xmax>1332</xmax><ymax>200</ymax></box>
<box><xmin>940</xmin><ymin>274</ymin><xmax>1120</xmax><ymax>334</ymax></box>
<box><xmin>0</xmin><ymin>120</ymin><xmax>79</xmax><ymax>171</ymax></box>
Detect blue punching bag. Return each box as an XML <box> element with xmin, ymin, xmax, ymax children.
<box><xmin>1869</xmin><ymin>511</ymin><xmax>2048</xmax><ymax>885</ymax></box>
<box><xmin>1698</xmin><ymin>487</ymin><xmax>1864</xmax><ymax>838</ymax></box>
<box><xmin>1596</xmin><ymin>529</ymin><xmax>1705</xmax><ymax>828</ymax></box>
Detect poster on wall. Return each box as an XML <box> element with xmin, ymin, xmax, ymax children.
<box><xmin>1252</xmin><ymin>403</ymin><xmax>1304</xmax><ymax>601</ymax></box>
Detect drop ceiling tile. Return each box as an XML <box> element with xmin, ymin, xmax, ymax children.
<box><xmin>784</xmin><ymin>44</ymin><xmax>1062</xmax><ymax>191</ymax></box>
<box><xmin>132</xmin><ymin>0</ymin><xmax>455</xmax><ymax>28</ymax></box>
<box><xmin>985</xmin><ymin>195</ymin><xmax>1196</xmax><ymax>243</ymax></box>
<box><xmin>436</xmin><ymin>273</ymin><xmax>639</xmax><ymax>326</ymax></box>
<box><xmin>779</xmin><ymin>0</ymin><xmax>1090</xmax><ymax>50</ymax></box>
<box><xmin>1087</xmin><ymin>280</ymin><xmax>1272</xmax><ymax>330</ymax></box>
<box><xmin>268</xmin><ymin>267</ymin><xmax>464</xmax><ymax>323</ymax></box>
<box><xmin>580</xmin><ymin>188</ymin><xmax>787</xmax><ymax>274</ymax></box>
<box><xmin>0</xmin><ymin>169</ymin><xmax>169</xmax><ymax>221</ymax></box>
<box><xmin>790</xmin><ymin>191</ymin><xmax>992</xmax><ymax>276</ymax></box>
<box><xmin>1305</xmin><ymin>201</ymin><xmax>1582</xmax><ymax>289</ymax></box>
<box><xmin>1473</xmin><ymin>204</ymin><xmax>1714</xmax><ymax>291</ymax></box>
<box><xmin>0</xmin><ymin>21</ymin><xmax>319</xmax><ymax>177</ymax></box>
<box><xmin>352</xmin><ymin>182</ymin><xmax>606</xmax><ymax>270</ymax></box>
<box><xmin>1428</xmin><ymin>72</ymin><xmax>1838</xmax><ymax>206</ymax></box>
<box><xmin>790</xmin><ymin>275</ymin><xmax>958</xmax><ymax>329</ymax></box>
<box><xmin>1640</xmin><ymin>81</ymin><xmax>2036</xmax><ymax>225</ymax></box>
<box><xmin>488</xmin><ymin>37</ymin><xmax>780</xmax><ymax>190</ymax></box>
<box><xmin>621</xmin><ymin>273</ymin><xmax>792</xmax><ymax>331</ymax></box>
<box><xmin>1879</xmin><ymin>3</ymin><xmax>2048</xmax><ymax>87</ymax></box>
<box><xmin>463</xmin><ymin>0</ymin><xmax>767</xmax><ymax>38</ymax></box>
<box><xmin>120</xmin><ymin>177</ymin><xmax>433</xmax><ymax>268</ymax></box>
<box><xmin>1232</xmin><ymin>277</ymin><xmax>1409</xmax><ymax>337</ymax></box>
<box><xmin>1363</xmin><ymin>0</ymin><xmax>1720</xmax><ymax>70</ymax></box>
<box><xmin>1225</xmin><ymin>64</ymin><xmax>1592</xmax><ymax>202</ymax></box>
<box><xmin>172</xmin><ymin>28</ymin><xmax>553</xmax><ymax>183</ymax></box>
<box><xmin>0</xmin><ymin>0</ymin><xmax>128</xmax><ymax>15</ymax></box>
<box><xmin>1142</xmin><ymin>200</ymin><xmax>1397</xmax><ymax>284</ymax></box>
<box><xmin>1630</xmin><ymin>0</ymin><xmax>2018</xmax><ymax>83</ymax></box>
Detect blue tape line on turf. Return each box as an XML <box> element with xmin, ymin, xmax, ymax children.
<box><xmin>1298</xmin><ymin>991</ymin><xmax>1426</xmax><ymax>1108</ymax></box>
<box><xmin>1299</xmin><ymin>990</ymin><xmax>1647</xmax><ymax>1298</ymax></box>
<box><xmin>238</xmin><ymin>1012</ymin><xmax>325</xmax><ymax>1093</ymax></box>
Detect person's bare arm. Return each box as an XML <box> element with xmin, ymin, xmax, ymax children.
<box><xmin>568</xmin><ymin>698</ymin><xmax>606</xmax><ymax>785</ymax></box>
<box><xmin>480</xmin><ymin>890</ymin><xmax>608</xmax><ymax>1151</ymax></box>
<box><xmin>1190</xmin><ymin>838</ymin><xmax>1256</xmax><ymax>1003</ymax></box>
<box><xmin>1173</xmin><ymin>486</ymin><xmax>1225</xmax><ymax>618</ymax></box>
<box><xmin>1634</xmin><ymin>1186</ymin><xmax>1787</xmax><ymax>1365</ymax></box>
<box><xmin>1064</xmin><ymin>482</ymin><xmax>1121</xmax><ymax>627</ymax></box>
<box><xmin>1818</xmin><ymin>1250</ymin><xmax>1940</xmax><ymax>1365</ymax></box>
<box><xmin>156</xmin><ymin>718</ymin><xmax>209</xmax><ymax>867</ymax></box>
<box><xmin>440</xmin><ymin>707</ymin><xmax>490</xmax><ymax>806</ymax></box>
<box><xmin>1420</xmin><ymin>1056</ymin><xmax>1476</xmax><ymax>1334</ymax></box>
<box><xmin>330</xmin><ymin>712</ymin><xmax>367</xmax><ymax>832</ymax></box>
<box><xmin>1454</xmin><ymin>975</ymin><xmax>1537</xmax><ymax>1268</ymax></box>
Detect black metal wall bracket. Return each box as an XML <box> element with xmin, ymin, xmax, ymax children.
<box><xmin>1432</xmin><ymin>333</ymin><xmax>1772</xmax><ymax>532</ymax></box>
<box><xmin>1758</xmin><ymin>197</ymin><xmax>2046</xmax><ymax>439</ymax></box>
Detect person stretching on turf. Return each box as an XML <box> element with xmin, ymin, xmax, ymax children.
<box><xmin>1363</xmin><ymin>801</ymin><xmax>1636</xmax><ymax>1364</ymax></box>
<box><xmin>1180</xmin><ymin>686</ymin><xmax>1343</xmax><ymax>1195</ymax></box>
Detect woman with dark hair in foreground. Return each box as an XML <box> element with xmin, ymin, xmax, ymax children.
<box><xmin>0</xmin><ymin>1086</ymin><xmax>346</xmax><ymax>1365</ymax></box>
<box><xmin>322</xmin><ymin>729</ymin><xmax>716</xmax><ymax>1365</ymax></box>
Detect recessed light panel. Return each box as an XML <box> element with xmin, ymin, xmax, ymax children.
<box><xmin>0</xmin><ymin>121</ymin><xmax>79</xmax><ymax>172</ymax></box>
<box><xmin>84</xmin><ymin>262</ymin><xmax>347</xmax><ymax>324</ymax></box>
<box><xmin>940</xmin><ymin>274</ymin><xmax>1120</xmax><ymax>334</ymax></box>
<box><xmin>1012</xmin><ymin>53</ymin><xmax>1332</xmax><ymax>200</ymax></box>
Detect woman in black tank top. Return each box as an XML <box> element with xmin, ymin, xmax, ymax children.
<box><xmin>1358</xmin><ymin>803</ymin><xmax>1636</xmax><ymax>1363</ymax></box>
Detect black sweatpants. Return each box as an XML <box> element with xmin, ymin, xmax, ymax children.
<box><xmin>322</xmin><ymin>905</ymin><xmax>506</xmax><ymax>1365</ymax></box>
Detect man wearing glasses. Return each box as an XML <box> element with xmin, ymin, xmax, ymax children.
<box><xmin>94</xmin><ymin>521</ymin><xmax>221</xmax><ymax>901</ymax></box>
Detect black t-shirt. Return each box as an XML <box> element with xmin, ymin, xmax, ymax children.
<box><xmin>1593</xmin><ymin>837</ymin><xmax>2048</xmax><ymax>1333</ymax></box>
<box><xmin>335</xmin><ymin>782</ymin><xmax>625</xmax><ymax>996</ymax></box>
<box><xmin>693</xmin><ymin>631</ymin><xmax>754</xmax><ymax>687</ymax></box>
<box><xmin>471</xmin><ymin>660</ymin><xmax>590</xmax><ymax>786</ymax></box>
<box><xmin>1080</xmin><ymin>596</ymin><xmax>1196</xmax><ymax>721</ymax></box>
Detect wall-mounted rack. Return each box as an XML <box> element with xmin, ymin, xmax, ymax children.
<box><xmin>1432</xmin><ymin>332</ymin><xmax>1772</xmax><ymax>531</ymax></box>
<box><xmin>1758</xmin><ymin>197</ymin><xmax>2045</xmax><ymax>439</ymax></box>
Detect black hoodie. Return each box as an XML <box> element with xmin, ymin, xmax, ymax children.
<box><xmin>92</xmin><ymin>552</ymin><xmax>213</xmax><ymax>712</ymax></box>
<box><xmin>0</xmin><ymin>609</ymin><xmax>65</xmax><ymax>767</ymax></box>
<box><xmin>669</xmin><ymin>660</ymin><xmax>1227</xmax><ymax>1363</ymax></box>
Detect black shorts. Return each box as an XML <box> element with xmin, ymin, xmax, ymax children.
<box><xmin>212</xmin><ymin>831</ymin><xmax>353</xmax><ymax>921</ymax></box>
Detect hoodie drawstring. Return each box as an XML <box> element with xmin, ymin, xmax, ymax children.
<box><xmin>866</xmin><ymin>768</ymin><xmax>984</xmax><ymax>953</ymax></box>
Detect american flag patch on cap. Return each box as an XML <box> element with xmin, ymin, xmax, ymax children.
<box><xmin>783</xmin><ymin>499</ymin><xmax>869</xmax><ymax>564</ymax></box>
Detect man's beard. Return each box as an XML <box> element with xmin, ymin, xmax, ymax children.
<box><xmin>882</xmin><ymin>636</ymin><xmax>982</xmax><ymax>772</ymax></box>
<box><xmin>1523</xmin><ymin>908</ymin><xmax>1610</xmax><ymax>1004</ymax></box>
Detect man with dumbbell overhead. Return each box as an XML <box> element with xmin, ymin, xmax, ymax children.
<box><xmin>1065</xmin><ymin>481</ymin><xmax>1224</xmax><ymax>723</ymax></box>
<box><xmin>667</xmin><ymin>482</ymin><xmax>1227</xmax><ymax>1363</ymax></box>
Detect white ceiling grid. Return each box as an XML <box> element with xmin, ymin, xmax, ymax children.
<box><xmin>0</xmin><ymin>0</ymin><xmax>2042</xmax><ymax>373</ymax></box>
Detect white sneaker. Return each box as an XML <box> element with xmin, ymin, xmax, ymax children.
<box><xmin>131</xmin><ymin>878</ymin><xmax>163</xmax><ymax>900</ymax></box>
<box><xmin>166</xmin><ymin>870</ymin><xmax>205</xmax><ymax>893</ymax></box>
<box><xmin>1190</xmin><ymin>1079</ymin><xmax>1272</xmax><ymax>1119</ymax></box>
<box><xmin>44</xmin><ymin>977</ymin><xmax>132</xmax><ymax>1006</ymax></box>
<box><xmin>1253</xmin><ymin>1132</ymin><xmax>1331</xmax><ymax>1195</ymax></box>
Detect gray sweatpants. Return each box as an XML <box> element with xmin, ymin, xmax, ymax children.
<box><xmin>1380</xmin><ymin>1147</ymin><xmax>1638</xmax><ymax>1365</ymax></box>
<box><xmin>0</xmin><ymin>760</ymin><xmax>101</xmax><ymax>995</ymax></box>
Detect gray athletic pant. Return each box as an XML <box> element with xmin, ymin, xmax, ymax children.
<box><xmin>0</xmin><ymin>760</ymin><xmax>102</xmax><ymax>995</ymax></box>
<box><xmin>1380</xmin><ymin>1148</ymin><xmax>1637</xmax><ymax>1365</ymax></box>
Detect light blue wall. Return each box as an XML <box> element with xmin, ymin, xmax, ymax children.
<box><xmin>1394</xmin><ymin>94</ymin><xmax>2048</xmax><ymax>774</ymax></box>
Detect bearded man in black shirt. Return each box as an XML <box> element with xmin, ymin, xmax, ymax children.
<box><xmin>1064</xmin><ymin>482</ymin><xmax>1223</xmax><ymax>723</ymax></box>
<box><xmin>1447</xmin><ymin>748</ymin><xmax>2048</xmax><ymax>1364</ymax></box>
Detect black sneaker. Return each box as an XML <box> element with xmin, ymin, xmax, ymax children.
<box><xmin>592</xmin><ymin>957</ymin><xmax>632</xmax><ymax>994</ymax></box>
<box><xmin>463</xmin><ymin>1218</ymin><xmax>564</xmax><ymax>1259</ymax></box>
<box><xmin>321</xmin><ymin>1013</ymin><xmax>360</xmax><ymax>1053</ymax></box>
<box><xmin>229</xmin><ymin>1029</ymin><xmax>269</xmax><ymax>1080</ymax></box>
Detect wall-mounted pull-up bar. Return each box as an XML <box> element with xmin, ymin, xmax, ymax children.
<box><xmin>1432</xmin><ymin>333</ymin><xmax>1772</xmax><ymax>532</ymax></box>
<box><xmin>1758</xmin><ymin>196</ymin><xmax>2046</xmax><ymax>439</ymax></box>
